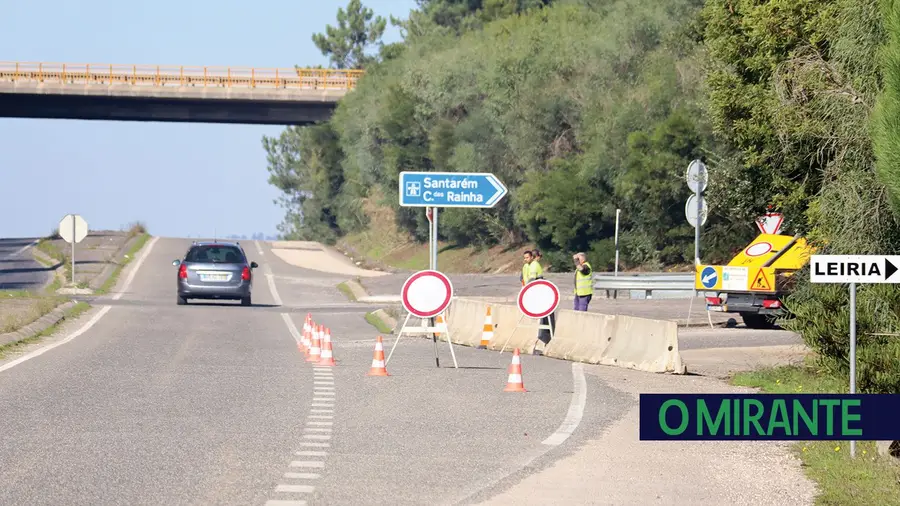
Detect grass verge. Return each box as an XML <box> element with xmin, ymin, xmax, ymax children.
<box><xmin>0</xmin><ymin>302</ymin><xmax>90</xmax><ymax>359</ymax></box>
<box><xmin>365</xmin><ymin>310</ymin><xmax>394</xmax><ymax>334</ymax></box>
<box><xmin>0</xmin><ymin>294</ymin><xmax>66</xmax><ymax>334</ymax></box>
<box><xmin>95</xmin><ymin>233</ymin><xmax>150</xmax><ymax>295</ymax></box>
<box><xmin>337</xmin><ymin>281</ymin><xmax>358</xmax><ymax>302</ymax></box>
<box><xmin>732</xmin><ymin>363</ymin><xmax>900</xmax><ymax>505</ymax></box>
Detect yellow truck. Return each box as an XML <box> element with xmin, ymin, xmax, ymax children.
<box><xmin>694</xmin><ymin>233</ymin><xmax>814</xmax><ymax>329</ymax></box>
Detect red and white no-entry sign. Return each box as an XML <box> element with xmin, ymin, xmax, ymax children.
<box><xmin>517</xmin><ymin>280</ymin><xmax>560</xmax><ymax>319</ymax></box>
<box><xmin>401</xmin><ymin>270</ymin><xmax>454</xmax><ymax>318</ymax></box>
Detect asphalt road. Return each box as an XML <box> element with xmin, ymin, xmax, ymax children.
<box><xmin>0</xmin><ymin>237</ymin><xmax>48</xmax><ymax>291</ymax></box>
<box><xmin>0</xmin><ymin>237</ymin><xmax>629</xmax><ymax>505</ymax></box>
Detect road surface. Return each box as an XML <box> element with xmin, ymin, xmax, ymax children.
<box><xmin>0</xmin><ymin>237</ymin><xmax>48</xmax><ymax>291</ymax></box>
<box><xmin>0</xmin><ymin>237</ymin><xmax>626</xmax><ymax>505</ymax></box>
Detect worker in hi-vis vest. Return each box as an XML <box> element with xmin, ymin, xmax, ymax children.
<box><xmin>573</xmin><ymin>252</ymin><xmax>593</xmax><ymax>311</ymax></box>
<box><xmin>520</xmin><ymin>250</ymin><xmax>535</xmax><ymax>286</ymax></box>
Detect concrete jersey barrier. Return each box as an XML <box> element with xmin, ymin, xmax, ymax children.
<box><xmin>439</xmin><ymin>297</ymin><xmax>686</xmax><ymax>374</ymax></box>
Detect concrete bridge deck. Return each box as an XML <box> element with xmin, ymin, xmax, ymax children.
<box><xmin>0</xmin><ymin>62</ymin><xmax>364</xmax><ymax>125</ymax></box>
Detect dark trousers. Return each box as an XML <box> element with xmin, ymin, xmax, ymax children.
<box><xmin>574</xmin><ymin>294</ymin><xmax>592</xmax><ymax>311</ymax></box>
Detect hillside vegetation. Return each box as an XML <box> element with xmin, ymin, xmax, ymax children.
<box><xmin>264</xmin><ymin>0</ymin><xmax>900</xmax><ymax>393</ymax></box>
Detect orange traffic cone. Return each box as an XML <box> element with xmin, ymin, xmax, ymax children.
<box><xmin>318</xmin><ymin>327</ymin><xmax>336</xmax><ymax>366</ymax></box>
<box><xmin>503</xmin><ymin>348</ymin><xmax>527</xmax><ymax>392</ymax></box>
<box><xmin>306</xmin><ymin>325</ymin><xmax>322</xmax><ymax>362</ymax></box>
<box><xmin>479</xmin><ymin>306</ymin><xmax>494</xmax><ymax>349</ymax></box>
<box><xmin>367</xmin><ymin>336</ymin><xmax>389</xmax><ymax>376</ymax></box>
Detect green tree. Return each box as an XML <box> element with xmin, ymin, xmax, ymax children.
<box><xmin>312</xmin><ymin>0</ymin><xmax>388</xmax><ymax>69</ymax></box>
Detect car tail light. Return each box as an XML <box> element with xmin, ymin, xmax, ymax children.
<box><xmin>178</xmin><ymin>264</ymin><xmax>187</xmax><ymax>279</ymax></box>
<box><xmin>762</xmin><ymin>299</ymin><xmax>782</xmax><ymax>309</ymax></box>
<box><xmin>241</xmin><ymin>266</ymin><xmax>251</xmax><ymax>281</ymax></box>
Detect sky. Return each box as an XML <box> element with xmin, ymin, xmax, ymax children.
<box><xmin>0</xmin><ymin>0</ymin><xmax>418</xmax><ymax>239</ymax></box>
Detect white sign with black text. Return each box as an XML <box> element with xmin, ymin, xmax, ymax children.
<box><xmin>810</xmin><ymin>255</ymin><xmax>900</xmax><ymax>284</ymax></box>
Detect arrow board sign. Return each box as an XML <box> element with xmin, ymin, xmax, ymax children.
<box><xmin>810</xmin><ymin>255</ymin><xmax>900</xmax><ymax>284</ymax></box>
<box><xmin>517</xmin><ymin>280</ymin><xmax>560</xmax><ymax>319</ymax></box>
<box><xmin>401</xmin><ymin>270</ymin><xmax>454</xmax><ymax>317</ymax></box>
<box><xmin>399</xmin><ymin>171</ymin><xmax>508</xmax><ymax>208</ymax></box>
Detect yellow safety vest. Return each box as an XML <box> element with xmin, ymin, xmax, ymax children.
<box><xmin>530</xmin><ymin>261</ymin><xmax>544</xmax><ymax>280</ymax></box>
<box><xmin>522</xmin><ymin>263</ymin><xmax>530</xmax><ymax>285</ymax></box>
<box><xmin>575</xmin><ymin>262</ymin><xmax>593</xmax><ymax>296</ymax></box>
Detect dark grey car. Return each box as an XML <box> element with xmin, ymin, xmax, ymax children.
<box><xmin>173</xmin><ymin>241</ymin><xmax>258</xmax><ymax>306</ymax></box>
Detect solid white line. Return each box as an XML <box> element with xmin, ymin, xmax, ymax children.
<box><xmin>304</xmin><ymin>427</ymin><xmax>332</xmax><ymax>433</ymax></box>
<box><xmin>296</xmin><ymin>451</ymin><xmax>328</xmax><ymax>457</ymax></box>
<box><xmin>308</xmin><ymin>415</ymin><xmax>333</xmax><ymax>419</ymax></box>
<box><xmin>303</xmin><ymin>434</ymin><xmax>331</xmax><ymax>440</ymax></box>
<box><xmin>299</xmin><ymin>442</ymin><xmax>330</xmax><ymax>447</ymax></box>
<box><xmin>312</xmin><ymin>403</ymin><xmax>334</xmax><ymax>408</ymax></box>
<box><xmin>284</xmin><ymin>472</ymin><xmax>321</xmax><ymax>479</ymax></box>
<box><xmin>281</xmin><ymin>313</ymin><xmax>302</xmax><ymax>344</ymax></box>
<box><xmin>254</xmin><ymin>240</ymin><xmax>265</xmax><ymax>256</ymax></box>
<box><xmin>310</xmin><ymin>409</ymin><xmax>333</xmax><ymax>414</ymax></box>
<box><xmin>542</xmin><ymin>362</ymin><xmax>587</xmax><ymax>446</ymax></box>
<box><xmin>313</xmin><ymin>381</ymin><xmax>334</xmax><ymax>385</ymax></box>
<box><xmin>265</xmin><ymin>500</ymin><xmax>306</xmax><ymax>506</ymax></box>
<box><xmin>307</xmin><ymin>421</ymin><xmax>333</xmax><ymax>426</ymax></box>
<box><xmin>290</xmin><ymin>461</ymin><xmax>325</xmax><ymax>468</ymax></box>
<box><xmin>0</xmin><ymin>235</ymin><xmax>159</xmax><ymax>374</ymax></box>
<box><xmin>275</xmin><ymin>484</ymin><xmax>315</xmax><ymax>493</ymax></box>
<box><xmin>112</xmin><ymin>235</ymin><xmax>159</xmax><ymax>301</ymax></box>
<box><xmin>12</xmin><ymin>238</ymin><xmax>40</xmax><ymax>257</ymax></box>
<box><xmin>0</xmin><ymin>306</ymin><xmax>112</xmax><ymax>374</ymax></box>
<box><xmin>313</xmin><ymin>391</ymin><xmax>335</xmax><ymax>396</ymax></box>
<box><xmin>265</xmin><ymin>265</ymin><xmax>283</xmax><ymax>306</ymax></box>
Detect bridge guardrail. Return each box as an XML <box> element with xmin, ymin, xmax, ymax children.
<box><xmin>593</xmin><ymin>272</ymin><xmax>697</xmax><ymax>299</ymax></box>
<box><xmin>0</xmin><ymin>62</ymin><xmax>365</xmax><ymax>90</ymax></box>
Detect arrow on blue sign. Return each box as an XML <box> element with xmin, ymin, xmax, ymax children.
<box><xmin>700</xmin><ymin>266</ymin><xmax>718</xmax><ymax>289</ymax></box>
<box><xmin>399</xmin><ymin>171</ymin><xmax>508</xmax><ymax>208</ymax></box>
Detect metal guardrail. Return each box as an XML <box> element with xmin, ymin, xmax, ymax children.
<box><xmin>0</xmin><ymin>62</ymin><xmax>365</xmax><ymax>90</ymax></box>
<box><xmin>593</xmin><ymin>272</ymin><xmax>696</xmax><ymax>299</ymax></box>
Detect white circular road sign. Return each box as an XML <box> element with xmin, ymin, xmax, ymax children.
<box><xmin>685</xmin><ymin>194</ymin><xmax>708</xmax><ymax>228</ymax></box>
<box><xmin>401</xmin><ymin>270</ymin><xmax>454</xmax><ymax>318</ymax></box>
<box><xmin>517</xmin><ymin>280</ymin><xmax>560</xmax><ymax>319</ymax></box>
<box><xmin>686</xmin><ymin>159</ymin><xmax>708</xmax><ymax>194</ymax></box>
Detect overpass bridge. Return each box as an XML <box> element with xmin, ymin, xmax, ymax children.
<box><xmin>0</xmin><ymin>62</ymin><xmax>364</xmax><ymax>125</ymax></box>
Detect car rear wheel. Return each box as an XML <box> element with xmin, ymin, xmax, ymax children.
<box><xmin>241</xmin><ymin>296</ymin><xmax>251</xmax><ymax>306</ymax></box>
<box><xmin>177</xmin><ymin>295</ymin><xmax>188</xmax><ymax>305</ymax></box>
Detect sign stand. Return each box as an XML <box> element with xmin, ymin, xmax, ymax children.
<box><xmin>810</xmin><ymin>254</ymin><xmax>900</xmax><ymax>459</ymax></box>
<box><xmin>498</xmin><ymin>280</ymin><xmax>560</xmax><ymax>355</ymax></box>
<box><xmin>386</xmin><ymin>269</ymin><xmax>458</xmax><ymax>369</ymax></box>
<box><xmin>58</xmin><ymin>214</ymin><xmax>89</xmax><ymax>286</ymax></box>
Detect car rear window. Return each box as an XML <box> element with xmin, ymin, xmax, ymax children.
<box><xmin>185</xmin><ymin>245</ymin><xmax>245</xmax><ymax>264</ymax></box>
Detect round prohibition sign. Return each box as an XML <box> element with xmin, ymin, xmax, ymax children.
<box><xmin>401</xmin><ymin>270</ymin><xmax>454</xmax><ymax>318</ymax></box>
<box><xmin>517</xmin><ymin>279</ymin><xmax>560</xmax><ymax>319</ymax></box>
<box><xmin>745</xmin><ymin>241</ymin><xmax>773</xmax><ymax>257</ymax></box>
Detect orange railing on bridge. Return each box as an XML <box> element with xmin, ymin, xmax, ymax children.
<box><xmin>0</xmin><ymin>62</ymin><xmax>365</xmax><ymax>90</ymax></box>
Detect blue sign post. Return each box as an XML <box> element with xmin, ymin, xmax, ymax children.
<box><xmin>399</xmin><ymin>171</ymin><xmax>508</xmax><ymax>208</ymax></box>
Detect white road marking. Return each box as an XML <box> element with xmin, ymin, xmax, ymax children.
<box><xmin>112</xmin><ymin>235</ymin><xmax>159</xmax><ymax>301</ymax></box>
<box><xmin>12</xmin><ymin>238</ymin><xmax>40</xmax><ymax>256</ymax></box>
<box><xmin>312</xmin><ymin>403</ymin><xmax>334</xmax><ymax>408</ymax></box>
<box><xmin>310</xmin><ymin>409</ymin><xmax>333</xmax><ymax>414</ymax></box>
<box><xmin>303</xmin><ymin>434</ymin><xmax>331</xmax><ymax>440</ymax></box>
<box><xmin>0</xmin><ymin>306</ymin><xmax>111</xmax><ymax>374</ymax></box>
<box><xmin>275</xmin><ymin>484</ymin><xmax>315</xmax><ymax>493</ymax></box>
<box><xmin>254</xmin><ymin>240</ymin><xmax>265</xmax><ymax>256</ymax></box>
<box><xmin>299</xmin><ymin>442</ymin><xmax>330</xmax><ymax>448</ymax></box>
<box><xmin>265</xmin><ymin>500</ymin><xmax>306</xmax><ymax>506</ymax></box>
<box><xmin>314</xmin><ymin>391</ymin><xmax>335</xmax><ymax>395</ymax></box>
<box><xmin>307</xmin><ymin>421</ymin><xmax>333</xmax><ymax>426</ymax></box>
<box><xmin>291</xmin><ymin>461</ymin><xmax>325</xmax><ymax>468</ymax></box>
<box><xmin>314</xmin><ymin>381</ymin><xmax>334</xmax><ymax>385</ymax></box>
<box><xmin>296</xmin><ymin>451</ymin><xmax>328</xmax><ymax>457</ymax></box>
<box><xmin>266</xmin><ymin>265</ymin><xmax>283</xmax><ymax>306</ymax></box>
<box><xmin>281</xmin><ymin>313</ymin><xmax>302</xmax><ymax>344</ymax></box>
<box><xmin>284</xmin><ymin>472</ymin><xmax>321</xmax><ymax>479</ymax></box>
<box><xmin>542</xmin><ymin>362</ymin><xmax>588</xmax><ymax>446</ymax></box>
<box><xmin>304</xmin><ymin>427</ymin><xmax>333</xmax><ymax>433</ymax></box>
<box><xmin>1</xmin><ymin>235</ymin><xmax>159</xmax><ymax>373</ymax></box>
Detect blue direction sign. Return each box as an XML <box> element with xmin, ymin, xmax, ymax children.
<box><xmin>399</xmin><ymin>171</ymin><xmax>508</xmax><ymax>208</ymax></box>
<box><xmin>700</xmin><ymin>266</ymin><xmax>718</xmax><ymax>289</ymax></box>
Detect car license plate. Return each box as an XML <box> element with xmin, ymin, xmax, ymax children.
<box><xmin>200</xmin><ymin>273</ymin><xmax>229</xmax><ymax>282</ymax></box>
